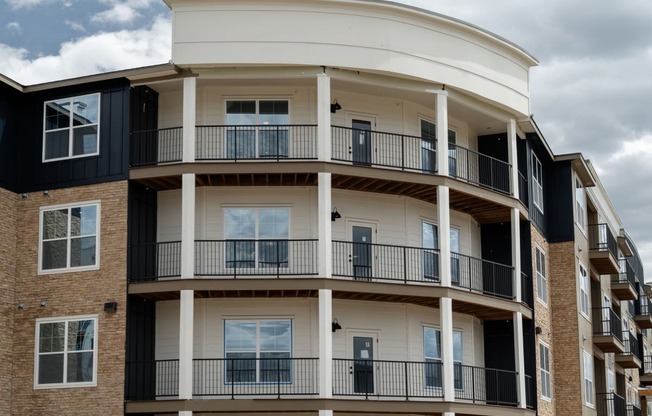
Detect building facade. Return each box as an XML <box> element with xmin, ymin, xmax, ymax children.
<box><xmin>0</xmin><ymin>1</ymin><xmax>649</xmax><ymax>416</ymax></box>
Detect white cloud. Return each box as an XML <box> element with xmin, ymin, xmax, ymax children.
<box><xmin>65</xmin><ymin>20</ymin><xmax>87</xmax><ymax>33</ymax></box>
<box><xmin>5</xmin><ymin>0</ymin><xmax>61</xmax><ymax>9</ymax></box>
<box><xmin>0</xmin><ymin>15</ymin><xmax>171</xmax><ymax>85</ymax></box>
<box><xmin>92</xmin><ymin>0</ymin><xmax>159</xmax><ymax>24</ymax></box>
<box><xmin>6</xmin><ymin>22</ymin><xmax>22</xmax><ymax>35</ymax></box>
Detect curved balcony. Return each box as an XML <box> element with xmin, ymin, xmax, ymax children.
<box><xmin>130</xmin><ymin>125</ymin><xmax>514</xmax><ymax>196</ymax></box>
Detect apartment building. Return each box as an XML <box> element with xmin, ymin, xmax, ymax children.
<box><xmin>0</xmin><ymin>1</ymin><xmax>649</xmax><ymax>416</ymax></box>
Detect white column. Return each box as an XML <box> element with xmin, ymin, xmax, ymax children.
<box><xmin>513</xmin><ymin>312</ymin><xmax>526</xmax><ymax>409</ymax></box>
<box><xmin>181</xmin><ymin>174</ymin><xmax>195</xmax><ymax>279</ymax></box>
<box><xmin>319</xmin><ymin>411</ymin><xmax>334</xmax><ymax>416</ymax></box>
<box><xmin>179</xmin><ymin>412</ymin><xmax>192</xmax><ymax>416</ymax></box>
<box><xmin>183</xmin><ymin>77</ymin><xmax>196</xmax><ymax>163</ymax></box>
<box><xmin>435</xmin><ymin>90</ymin><xmax>449</xmax><ymax>176</ymax></box>
<box><xmin>318</xmin><ymin>172</ymin><xmax>332</xmax><ymax>278</ymax></box>
<box><xmin>507</xmin><ymin>118</ymin><xmax>519</xmax><ymax>199</ymax></box>
<box><xmin>179</xmin><ymin>290</ymin><xmax>194</xmax><ymax>400</ymax></box>
<box><xmin>438</xmin><ymin>186</ymin><xmax>451</xmax><ymax>287</ymax></box>
<box><xmin>511</xmin><ymin>208</ymin><xmax>521</xmax><ymax>303</ymax></box>
<box><xmin>441</xmin><ymin>297</ymin><xmax>454</xmax><ymax>402</ymax></box>
<box><xmin>319</xmin><ymin>289</ymin><xmax>333</xmax><ymax>398</ymax></box>
<box><xmin>317</xmin><ymin>73</ymin><xmax>332</xmax><ymax>161</ymax></box>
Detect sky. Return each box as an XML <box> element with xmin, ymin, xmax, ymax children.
<box><xmin>1</xmin><ymin>0</ymin><xmax>651</xmax><ymax>278</ymax></box>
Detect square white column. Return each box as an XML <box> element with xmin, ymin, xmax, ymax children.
<box><xmin>317</xmin><ymin>73</ymin><xmax>332</xmax><ymax>161</ymax></box>
<box><xmin>318</xmin><ymin>172</ymin><xmax>332</xmax><ymax>278</ymax></box>
<box><xmin>511</xmin><ymin>208</ymin><xmax>521</xmax><ymax>302</ymax></box>
<box><xmin>183</xmin><ymin>77</ymin><xmax>196</xmax><ymax>163</ymax></box>
<box><xmin>319</xmin><ymin>289</ymin><xmax>333</xmax><ymax>398</ymax></box>
<box><xmin>437</xmin><ymin>186</ymin><xmax>451</xmax><ymax>287</ymax></box>
<box><xmin>181</xmin><ymin>174</ymin><xmax>195</xmax><ymax>279</ymax></box>
<box><xmin>179</xmin><ymin>290</ymin><xmax>194</xmax><ymax>400</ymax></box>
<box><xmin>435</xmin><ymin>90</ymin><xmax>449</xmax><ymax>176</ymax></box>
<box><xmin>507</xmin><ymin>118</ymin><xmax>518</xmax><ymax>199</ymax></box>
<box><xmin>513</xmin><ymin>312</ymin><xmax>526</xmax><ymax>408</ymax></box>
<box><xmin>441</xmin><ymin>297</ymin><xmax>454</xmax><ymax>402</ymax></box>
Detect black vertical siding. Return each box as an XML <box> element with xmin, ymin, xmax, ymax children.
<box><xmin>125</xmin><ymin>295</ymin><xmax>156</xmax><ymax>402</ymax></box>
<box><xmin>0</xmin><ymin>83</ymin><xmax>23</xmax><ymax>190</ymax></box>
<box><xmin>547</xmin><ymin>162</ymin><xmax>574</xmax><ymax>242</ymax></box>
<box><xmin>128</xmin><ymin>182</ymin><xmax>157</xmax><ymax>281</ymax></box>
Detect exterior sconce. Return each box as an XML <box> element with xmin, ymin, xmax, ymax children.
<box><xmin>330</xmin><ymin>100</ymin><xmax>342</xmax><ymax>113</ymax></box>
<box><xmin>332</xmin><ymin>318</ymin><xmax>342</xmax><ymax>332</ymax></box>
<box><xmin>535</xmin><ymin>326</ymin><xmax>542</xmax><ymax>335</ymax></box>
<box><xmin>40</xmin><ymin>300</ymin><xmax>47</xmax><ymax>308</ymax></box>
<box><xmin>331</xmin><ymin>208</ymin><xmax>341</xmax><ymax>221</ymax></box>
<box><xmin>43</xmin><ymin>190</ymin><xmax>50</xmax><ymax>197</ymax></box>
<box><xmin>17</xmin><ymin>302</ymin><xmax>25</xmax><ymax>310</ymax></box>
<box><xmin>104</xmin><ymin>302</ymin><xmax>118</xmax><ymax>313</ymax></box>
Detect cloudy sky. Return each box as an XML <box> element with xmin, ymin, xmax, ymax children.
<box><xmin>1</xmin><ymin>0</ymin><xmax>652</xmax><ymax>277</ymax></box>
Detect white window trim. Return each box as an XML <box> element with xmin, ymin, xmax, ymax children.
<box><xmin>575</xmin><ymin>176</ymin><xmax>587</xmax><ymax>232</ymax></box>
<box><xmin>579</xmin><ymin>261</ymin><xmax>590</xmax><ymax>320</ymax></box>
<box><xmin>535</xmin><ymin>245</ymin><xmax>547</xmax><ymax>306</ymax></box>
<box><xmin>42</xmin><ymin>93</ymin><xmax>101</xmax><ymax>162</ymax></box>
<box><xmin>583</xmin><ymin>350</ymin><xmax>594</xmax><ymax>407</ymax></box>
<box><xmin>539</xmin><ymin>341</ymin><xmax>552</xmax><ymax>401</ymax></box>
<box><xmin>531</xmin><ymin>151</ymin><xmax>544</xmax><ymax>213</ymax></box>
<box><xmin>423</xmin><ymin>326</ymin><xmax>463</xmax><ymax>390</ymax></box>
<box><xmin>34</xmin><ymin>314</ymin><xmax>99</xmax><ymax>389</ymax></box>
<box><xmin>38</xmin><ymin>201</ymin><xmax>101</xmax><ymax>275</ymax></box>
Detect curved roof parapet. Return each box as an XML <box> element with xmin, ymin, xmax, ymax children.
<box><xmin>167</xmin><ymin>0</ymin><xmax>538</xmax><ymax>116</ymax></box>
<box><xmin>621</xmin><ymin>229</ymin><xmax>644</xmax><ymax>281</ymax></box>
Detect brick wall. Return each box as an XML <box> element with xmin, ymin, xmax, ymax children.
<box><xmin>531</xmin><ymin>225</ymin><xmax>556</xmax><ymax>416</ymax></box>
<box><xmin>11</xmin><ymin>181</ymin><xmax>128</xmax><ymax>415</ymax></box>
<box><xmin>549</xmin><ymin>240</ymin><xmax>584</xmax><ymax>416</ymax></box>
<box><xmin>0</xmin><ymin>187</ymin><xmax>17</xmax><ymax>415</ymax></box>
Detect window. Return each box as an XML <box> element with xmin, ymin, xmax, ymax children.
<box><xmin>43</xmin><ymin>94</ymin><xmax>100</xmax><ymax>161</ymax></box>
<box><xmin>224</xmin><ymin>320</ymin><xmax>292</xmax><ymax>383</ymax></box>
<box><xmin>575</xmin><ymin>177</ymin><xmax>586</xmax><ymax>229</ymax></box>
<box><xmin>536</xmin><ymin>247</ymin><xmax>547</xmax><ymax>304</ymax></box>
<box><xmin>39</xmin><ymin>203</ymin><xmax>99</xmax><ymax>273</ymax></box>
<box><xmin>583</xmin><ymin>350</ymin><xmax>594</xmax><ymax>406</ymax></box>
<box><xmin>419</xmin><ymin>120</ymin><xmax>456</xmax><ymax>174</ymax></box>
<box><xmin>35</xmin><ymin>316</ymin><xmax>97</xmax><ymax>387</ymax></box>
<box><xmin>423</xmin><ymin>327</ymin><xmax>462</xmax><ymax>389</ymax></box>
<box><xmin>226</xmin><ymin>100</ymin><xmax>289</xmax><ymax>158</ymax></box>
<box><xmin>531</xmin><ymin>152</ymin><xmax>544</xmax><ymax>212</ymax></box>
<box><xmin>224</xmin><ymin>208</ymin><xmax>289</xmax><ymax>269</ymax></box>
<box><xmin>421</xmin><ymin>222</ymin><xmax>460</xmax><ymax>283</ymax></box>
<box><xmin>579</xmin><ymin>262</ymin><xmax>590</xmax><ymax>318</ymax></box>
<box><xmin>539</xmin><ymin>342</ymin><xmax>551</xmax><ymax>400</ymax></box>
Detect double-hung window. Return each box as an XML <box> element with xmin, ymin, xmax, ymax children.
<box><xmin>421</xmin><ymin>222</ymin><xmax>460</xmax><ymax>283</ymax></box>
<box><xmin>539</xmin><ymin>342</ymin><xmax>551</xmax><ymax>400</ymax></box>
<box><xmin>224</xmin><ymin>320</ymin><xmax>292</xmax><ymax>383</ymax></box>
<box><xmin>536</xmin><ymin>247</ymin><xmax>547</xmax><ymax>304</ymax></box>
<box><xmin>43</xmin><ymin>94</ymin><xmax>100</xmax><ymax>161</ymax></box>
<box><xmin>224</xmin><ymin>208</ymin><xmax>289</xmax><ymax>269</ymax></box>
<box><xmin>575</xmin><ymin>177</ymin><xmax>586</xmax><ymax>229</ymax></box>
<box><xmin>35</xmin><ymin>316</ymin><xmax>97</xmax><ymax>388</ymax></box>
<box><xmin>531</xmin><ymin>152</ymin><xmax>544</xmax><ymax>212</ymax></box>
<box><xmin>419</xmin><ymin>120</ymin><xmax>456</xmax><ymax>174</ymax></box>
<box><xmin>39</xmin><ymin>203</ymin><xmax>99</xmax><ymax>273</ymax></box>
<box><xmin>583</xmin><ymin>350</ymin><xmax>594</xmax><ymax>406</ymax></box>
<box><xmin>226</xmin><ymin>100</ymin><xmax>289</xmax><ymax>159</ymax></box>
<box><xmin>579</xmin><ymin>262</ymin><xmax>590</xmax><ymax>318</ymax></box>
<box><xmin>423</xmin><ymin>327</ymin><xmax>462</xmax><ymax>389</ymax></box>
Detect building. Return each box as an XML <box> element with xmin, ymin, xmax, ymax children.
<box><xmin>0</xmin><ymin>1</ymin><xmax>649</xmax><ymax>415</ymax></box>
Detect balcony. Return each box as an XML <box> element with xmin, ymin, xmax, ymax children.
<box><xmin>127</xmin><ymin>358</ymin><xmax>522</xmax><ymax>407</ymax></box>
<box><xmin>640</xmin><ymin>356</ymin><xmax>652</xmax><ymax>385</ymax></box>
<box><xmin>129</xmin><ymin>240</ymin><xmax>515</xmax><ymax>300</ymax></box>
<box><xmin>611</xmin><ymin>261</ymin><xmax>638</xmax><ymax>301</ymax></box>
<box><xmin>588</xmin><ymin>224</ymin><xmax>619</xmax><ymax>275</ymax></box>
<box><xmin>615</xmin><ymin>335</ymin><xmax>642</xmax><ymax>368</ymax></box>
<box><xmin>596</xmin><ymin>392</ymin><xmax>625</xmax><ymax>416</ymax></box>
<box><xmin>130</xmin><ymin>125</ymin><xmax>514</xmax><ymax>196</ymax></box>
<box><xmin>628</xmin><ymin>404</ymin><xmax>642</xmax><ymax>416</ymax></box>
<box><xmin>592</xmin><ymin>307</ymin><xmax>624</xmax><ymax>353</ymax></box>
<box><xmin>635</xmin><ymin>297</ymin><xmax>652</xmax><ymax>329</ymax></box>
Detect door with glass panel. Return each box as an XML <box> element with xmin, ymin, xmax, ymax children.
<box><xmin>352</xmin><ymin>226</ymin><xmax>373</xmax><ymax>279</ymax></box>
<box><xmin>351</xmin><ymin>119</ymin><xmax>372</xmax><ymax>165</ymax></box>
<box><xmin>352</xmin><ymin>335</ymin><xmax>375</xmax><ymax>394</ymax></box>
<box><xmin>226</xmin><ymin>100</ymin><xmax>289</xmax><ymax>159</ymax></box>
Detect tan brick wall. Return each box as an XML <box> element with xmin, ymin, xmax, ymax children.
<box><xmin>0</xmin><ymin>187</ymin><xmax>17</xmax><ymax>415</ymax></box>
<box><xmin>531</xmin><ymin>225</ymin><xmax>556</xmax><ymax>416</ymax></box>
<box><xmin>11</xmin><ymin>181</ymin><xmax>127</xmax><ymax>416</ymax></box>
<box><xmin>549</xmin><ymin>240</ymin><xmax>584</xmax><ymax>416</ymax></box>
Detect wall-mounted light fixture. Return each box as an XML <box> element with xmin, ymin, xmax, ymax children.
<box><xmin>332</xmin><ymin>318</ymin><xmax>342</xmax><ymax>332</ymax></box>
<box><xmin>330</xmin><ymin>99</ymin><xmax>342</xmax><ymax>113</ymax></box>
<box><xmin>40</xmin><ymin>299</ymin><xmax>48</xmax><ymax>308</ymax></box>
<box><xmin>331</xmin><ymin>208</ymin><xmax>341</xmax><ymax>222</ymax></box>
<box><xmin>21</xmin><ymin>193</ymin><xmax>28</xmax><ymax>199</ymax></box>
<box><xmin>17</xmin><ymin>302</ymin><xmax>25</xmax><ymax>310</ymax></box>
<box><xmin>535</xmin><ymin>326</ymin><xmax>542</xmax><ymax>335</ymax></box>
<box><xmin>104</xmin><ymin>302</ymin><xmax>118</xmax><ymax>313</ymax></box>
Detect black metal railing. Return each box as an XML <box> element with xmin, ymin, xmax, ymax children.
<box><xmin>193</xmin><ymin>358</ymin><xmax>319</xmax><ymax>398</ymax></box>
<box><xmin>613</xmin><ymin>260</ymin><xmax>637</xmax><ymax>287</ymax></box>
<box><xmin>596</xmin><ymin>392</ymin><xmax>625</xmax><ymax>416</ymax></box>
<box><xmin>195</xmin><ymin>125</ymin><xmax>318</xmax><ymax>161</ymax></box>
<box><xmin>644</xmin><ymin>356</ymin><xmax>652</xmax><ymax>374</ymax></box>
<box><xmin>628</xmin><ymin>404</ymin><xmax>642</xmax><ymax>416</ymax></box>
<box><xmin>518</xmin><ymin>171</ymin><xmax>528</xmax><ymax>207</ymax></box>
<box><xmin>592</xmin><ymin>307</ymin><xmax>623</xmax><ymax>341</ymax></box>
<box><xmin>126</xmin><ymin>359</ymin><xmax>180</xmax><ymax>399</ymax></box>
<box><xmin>130</xmin><ymin>127</ymin><xmax>183</xmax><ymax>166</ymax></box>
<box><xmin>332</xmin><ymin>359</ymin><xmax>444</xmax><ymax>399</ymax></box>
<box><xmin>524</xmin><ymin>374</ymin><xmax>535</xmax><ymax>409</ymax></box>
<box><xmin>588</xmin><ymin>223</ymin><xmax>618</xmax><ymax>260</ymax></box>
<box><xmin>331</xmin><ymin>126</ymin><xmax>436</xmax><ymax>173</ymax></box>
<box><xmin>637</xmin><ymin>297</ymin><xmax>652</xmax><ymax>316</ymax></box>
<box><xmin>449</xmin><ymin>144</ymin><xmax>512</xmax><ymax>194</ymax></box>
<box><xmin>128</xmin><ymin>241</ymin><xmax>181</xmax><ymax>281</ymax></box>
<box><xmin>621</xmin><ymin>335</ymin><xmax>641</xmax><ymax>359</ymax></box>
<box><xmin>521</xmin><ymin>271</ymin><xmax>533</xmax><ymax>307</ymax></box>
<box><xmin>332</xmin><ymin>241</ymin><xmax>441</xmax><ymax>284</ymax></box>
<box><xmin>452</xmin><ymin>252</ymin><xmax>513</xmax><ymax>299</ymax></box>
<box><xmin>454</xmin><ymin>365</ymin><xmax>518</xmax><ymax>406</ymax></box>
<box><xmin>194</xmin><ymin>239</ymin><xmax>318</xmax><ymax>277</ymax></box>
